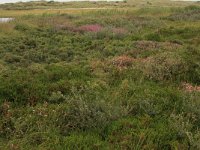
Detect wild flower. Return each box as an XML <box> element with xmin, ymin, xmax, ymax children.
<box><xmin>78</xmin><ymin>24</ymin><xmax>103</xmax><ymax>32</ymax></box>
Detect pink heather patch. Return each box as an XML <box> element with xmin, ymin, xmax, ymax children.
<box><xmin>112</xmin><ymin>28</ymin><xmax>128</xmax><ymax>34</ymax></box>
<box><xmin>78</xmin><ymin>24</ymin><xmax>103</xmax><ymax>32</ymax></box>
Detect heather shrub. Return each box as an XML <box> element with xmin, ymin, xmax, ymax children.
<box><xmin>58</xmin><ymin>98</ymin><xmax>125</xmax><ymax>135</ymax></box>
<box><xmin>3</xmin><ymin>53</ymin><xmax>22</xmax><ymax>64</ymax></box>
<box><xmin>94</xmin><ymin>29</ymin><xmax>112</xmax><ymax>39</ymax></box>
<box><xmin>14</xmin><ymin>23</ymin><xmax>31</xmax><ymax>32</ymax></box>
<box><xmin>112</xmin><ymin>27</ymin><xmax>128</xmax><ymax>39</ymax></box>
<box><xmin>78</xmin><ymin>24</ymin><xmax>103</xmax><ymax>33</ymax></box>
<box><xmin>0</xmin><ymin>69</ymin><xmax>48</xmax><ymax>105</ymax></box>
<box><xmin>62</xmin><ymin>133</ymin><xmax>108</xmax><ymax>149</ymax></box>
<box><xmin>5</xmin><ymin>131</ymin><xmax>64</xmax><ymax>150</ymax></box>
<box><xmin>182</xmin><ymin>47</ymin><xmax>200</xmax><ymax>84</ymax></box>
<box><xmin>159</xmin><ymin>27</ymin><xmax>200</xmax><ymax>41</ymax></box>
<box><xmin>166</xmin><ymin>6</ymin><xmax>200</xmax><ymax>21</ymax></box>
<box><xmin>90</xmin><ymin>27</ymin><xmax>128</xmax><ymax>40</ymax></box>
<box><xmin>0</xmin><ymin>117</ymin><xmax>14</xmax><ymax>139</ymax></box>
<box><xmin>112</xmin><ymin>55</ymin><xmax>134</xmax><ymax>68</ymax></box>
<box><xmin>115</xmin><ymin>80</ymin><xmax>184</xmax><ymax>116</ymax></box>
<box><xmin>105</xmin><ymin>117</ymin><xmax>182</xmax><ymax>149</ymax></box>
<box><xmin>182</xmin><ymin>83</ymin><xmax>200</xmax><ymax>92</ymax></box>
<box><xmin>145</xmin><ymin>33</ymin><xmax>162</xmax><ymax>42</ymax></box>
<box><xmin>0</xmin><ymin>63</ymin><xmax>7</xmax><ymax>73</ymax></box>
<box><xmin>142</xmin><ymin>52</ymin><xmax>189</xmax><ymax>82</ymax></box>
<box><xmin>169</xmin><ymin>113</ymin><xmax>200</xmax><ymax>149</ymax></box>
<box><xmin>48</xmin><ymin>91</ymin><xmax>66</xmax><ymax>104</ymax></box>
<box><xmin>28</xmin><ymin>63</ymin><xmax>46</xmax><ymax>74</ymax></box>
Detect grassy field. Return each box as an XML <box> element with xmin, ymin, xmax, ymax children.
<box><xmin>0</xmin><ymin>0</ymin><xmax>200</xmax><ymax>149</ymax></box>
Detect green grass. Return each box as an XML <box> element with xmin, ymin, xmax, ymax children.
<box><xmin>0</xmin><ymin>1</ymin><xmax>200</xmax><ymax>149</ymax></box>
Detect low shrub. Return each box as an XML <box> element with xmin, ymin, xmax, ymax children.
<box><xmin>58</xmin><ymin>98</ymin><xmax>124</xmax><ymax>135</ymax></box>
<box><xmin>142</xmin><ymin>52</ymin><xmax>189</xmax><ymax>82</ymax></box>
<box><xmin>62</xmin><ymin>133</ymin><xmax>108</xmax><ymax>149</ymax></box>
<box><xmin>48</xmin><ymin>91</ymin><xmax>66</xmax><ymax>104</ymax></box>
<box><xmin>78</xmin><ymin>24</ymin><xmax>103</xmax><ymax>33</ymax></box>
<box><xmin>166</xmin><ymin>6</ymin><xmax>200</xmax><ymax>21</ymax></box>
<box><xmin>145</xmin><ymin>33</ymin><xmax>162</xmax><ymax>42</ymax></box>
<box><xmin>112</xmin><ymin>55</ymin><xmax>134</xmax><ymax>68</ymax></box>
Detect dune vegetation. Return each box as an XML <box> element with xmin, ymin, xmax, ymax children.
<box><xmin>0</xmin><ymin>0</ymin><xmax>200</xmax><ymax>149</ymax></box>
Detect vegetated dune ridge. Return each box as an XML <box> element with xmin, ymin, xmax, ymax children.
<box><xmin>0</xmin><ymin>0</ymin><xmax>125</xmax><ymax>4</ymax></box>
<box><xmin>0</xmin><ymin>0</ymin><xmax>200</xmax><ymax>149</ymax></box>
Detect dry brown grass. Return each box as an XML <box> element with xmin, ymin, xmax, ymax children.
<box><xmin>0</xmin><ymin>23</ymin><xmax>15</xmax><ymax>33</ymax></box>
<box><xmin>0</xmin><ymin>9</ymin><xmax>104</xmax><ymax>17</ymax></box>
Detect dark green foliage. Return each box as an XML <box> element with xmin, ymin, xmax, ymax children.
<box><xmin>145</xmin><ymin>33</ymin><xmax>162</xmax><ymax>42</ymax></box>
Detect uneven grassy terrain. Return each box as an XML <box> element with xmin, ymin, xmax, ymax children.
<box><xmin>0</xmin><ymin>0</ymin><xmax>200</xmax><ymax>149</ymax></box>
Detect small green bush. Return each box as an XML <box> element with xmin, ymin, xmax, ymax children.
<box><xmin>145</xmin><ymin>33</ymin><xmax>162</xmax><ymax>42</ymax></box>
<box><xmin>58</xmin><ymin>98</ymin><xmax>124</xmax><ymax>135</ymax></box>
